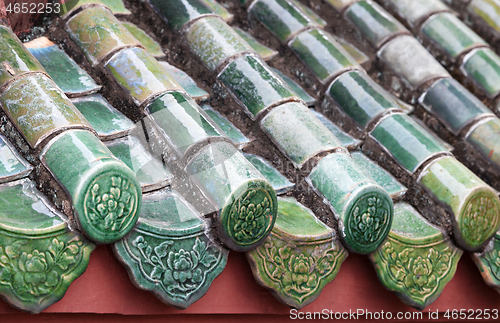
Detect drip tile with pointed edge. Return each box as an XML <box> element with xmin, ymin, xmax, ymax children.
<box><xmin>25</xmin><ymin>37</ymin><xmax>101</xmax><ymax>97</ymax></box>
<box><xmin>351</xmin><ymin>151</ymin><xmax>407</xmax><ymax>199</ymax></box>
<box><xmin>158</xmin><ymin>61</ymin><xmax>209</xmax><ymax>102</ymax></box>
<box><xmin>72</xmin><ymin>94</ymin><xmax>134</xmax><ymax>141</ymax></box>
<box><xmin>370</xmin><ymin>203</ymin><xmax>462</xmax><ymax>310</ymax></box>
<box><xmin>113</xmin><ymin>189</ymin><xmax>229</xmax><ymax>309</ymax></box>
<box><xmin>0</xmin><ymin>178</ymin><xmax>94</xmax><ymax>313</ymax></box>
<box><xmin>246</xmin><ymin>197</ymin><xmax>347</xmax><ymax>309</ymax></box>
<box><xmin>243</xmin><ymin>153</ymin><xmax>294</xmax><ymax>194</ymax></box>
<box><xmin>202</xmin><ymin>105</ymin><xmax>251</xmax><ymax>149</ymax></box>
<box><xmin>234</xmin><ymin>28</ymin><xmax>279</xmax><ymax>61</ymax></box>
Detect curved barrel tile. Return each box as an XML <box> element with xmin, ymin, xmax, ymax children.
<box><xmin>40</xmin><ymin>130</ymin><xmax>142</xmax><ymax>244</ymax></box>
<box><xmin>0</xmin><ymin>179</ymin><xmax>94</xmax><ymax>313</ymax></box>
<box><xmin>418</xmin><ymin>156</ymin><xmax>500</xmax><ymax>251</ymax></box>
<box><xmin>114</xmin><ymin>189</ymin><xmax>228</xmax><ymax>309</ymax></box>
<box><xmin>307</xmin><ymin>152</ymin><xmax>394</xmax><ymax>254</ymax></box>
<box><xmin>370</xmin><ymin>203</ymin><xmax>462</xmax><ymax>310</ymax></box>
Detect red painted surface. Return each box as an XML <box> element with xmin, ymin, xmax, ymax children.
<box><xmin>0</xmin><ymin>245</ymin><xmax>496</xmax><ymax>321</ymax></box>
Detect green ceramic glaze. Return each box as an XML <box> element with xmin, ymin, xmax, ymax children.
<box><xmin>121</xmin><ymin>22</ymin><xmax>164</xmax><ymax>58</ymax></box>
<box><xmin>72</xmin><ymin>94</ymin><xmax>134</xmax><ymax>141</ymax></box>
<box><xmin>370</xmin><ymin>114</ymin><xmax>448</xmax><ymax>173</ymax></box>
<box><xmin>472</xmin><ymin>232</ymin><xmax>500</xmax><ymax>293</ymax></box>
<box><xmin>105</xmin><ymin>47</ymin><xmax>182</xmax><ymax>107</ymax></box>
<box><xmin>185</xmin><ymin>16</ymin><xmax>254</xmax><ymax>72</ymax></box>
<box><xmin>310</xmin><ymin>109</ymin><xmax>362</xmax><ymax>150</ymax></box>
<box><xmin>307</xmin><ymin>152</ymin><xmax>393</xmax><ymax>254</ymax></box>
<box><xmin>234</xmin><ymin>28</ymin><xmax>278</xmax><ymax>61</ymax></box>
<box><xmin>158</xmin><ymin>61</ymin><xmax>209</xmax><ymax>102</ymax></box>
<box><xmin>418</xmin><ymin>156</ymin><xmax>500</xmax><ymax>251</ymax></box>
<box><xmin>333</xmin><ymin>36</ymin><xmax>370</xmax><ymax>65</ymax></box>
<box><xmin>65</xmin><ymin>6</ymin><xmax>142</xmax><ymax>66</ymax></box>
<box><xmin>0</xmin><ymin>135</ymin><xmax>32</xmax><ymax>184</ymax></box>
<box><xmin>290</xmin><ymin>0</ymin><xmax>326</xmax><ymax>26</ymax></box>
<box><xmin>0</xmin><ymin>179</ymin><xmax>94</xmax><ymax>313</ymax></box>
<box><xmin>466</xmin><ymin>118</ymin><xmax>500</xmax><ymax>170</ymax></box>
<box><xmin>462</xmin><ymin>48</ymin><xmax>500</xmax><ymax>98</ymax></box>
<box><xmin>420</xmin><ymin>78</ymin><xmax>492</xmax><ymax>135</ymax></box>
<box><xmin>218</xmin><ymin>54</ymin><xmax>296</xmax><ymax>119</ymax></box>
<box><xmin>328</xmin><ymin>70</ymin><xmax>400</xmax><ymax>129</ymax></box>
<box><xmin>422</xmin><ymin>12</ymin><xmax>487</xmax><ymax>59</ymax></box>
<box><xmin>289</xmin><ymin>28</ymin><xmax>361</xmax><ymax>84</ymax></box>
<box><xmin>185</xmin><ymin>141</ymin><xmax>278</xmax><ymax>252</ymax></box>
<box><xmin>325</xmin><ymin>0</ymin><xmax>359</xmax><ymax>12</ymax></box>
<box><xmin>0</xmin><ymin>26</ymin><xmax>45</xmax><ymax>89</ymax></box>
<box><xmin>146</xmin><ymin>91</ymin><xmax>225</xmax><ymax>158</ymax></box>
<box><xmin>41</xmin><ymin>130</ymin><xmax>142</xmax><ymax>244</ymax></box>
<box><xmin>410</xmin><ymin>115</ymin><xmax>455</xmax><ymax>152</ymax></box>
<box><xmin>113</xmin><ymin>189</ymin><xmax>228</xmax><ymax>309</ymax></box>
<box><xmin>243</xmin><ymin>153</ymin><xmax>294</xmax><ymax>194</ymax></box>
<box><xmin>60</xmin><ymin>0</ymin><xmax>131</xmax><ymax>16</ymax></box>
<box><xmin>246</xmin><ymin>197</ymin><xmax>347</xmax><ymax>309</ymax></box>
<box><xmin>346</xmin><ymin>0</ymin><xmax>408</xmax><ymax>49</ymax></box>
<box><xmin>203</xmin><ymin>106</ymin><xmax>251</xmax><ymax>148</ymax></box>
<box><xmin>469</xmin><ymin>0</ymin><xmax>500</xmax><ymax>34</ymax></box>
<box><xmin>384</xmin><ymin>0</ymin><xmax>450</xmax><ymax>28</ymax></box>
<box><xmin>106</xmin><ymin>136</ymin><xmax>174</xmax><ymax>192</ymax></box>
<box><xmin>351</xmin><ymin>151</ymin><xmax>406</xmax><ymax>199</ymax></box>
<box><xmin>101</xmin><ymin>0</ymin><xmax>131</xmax><ymax>15</ymax></box>
<box><xmin>148</xmin><ymin>0</ymin><xmax>214</xmax><ymax>32</ymax></box>
<box><xmin>370</xmin><ymin>203</ymin><xmax>462</xmax><ymax>310</ymax></box>
<box><xmin>272</xmin><ymin>68</ymin><xmax>316</xmax><ymax>106</ymax></box>
<box><xmin>0</xmin><ymin>74</ymin><xmax>92</xmax><ymax>149</ymax></box>
<box><xmin>27</xmin><ymin>41</ymin><xmax>101</xmax><ymax>97</ymax></box>
<box><xmin>201</xmin><ymin>0</ymin><xmax>234</xmax><ymax>22</ymax></box>
<box><xmin>378</xmin><ymin>35</ymin><xmax>450</xmax><ymax>89</ymax></box>
<box><xmin>260</xmin><ymin>102</ymin><xmax>343</xmax><ymax>167</ymax></box>
<box><xmin>249</xmin><ymin>0</ymin><xmax>321</xmax><ymax>43</ymax></box>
